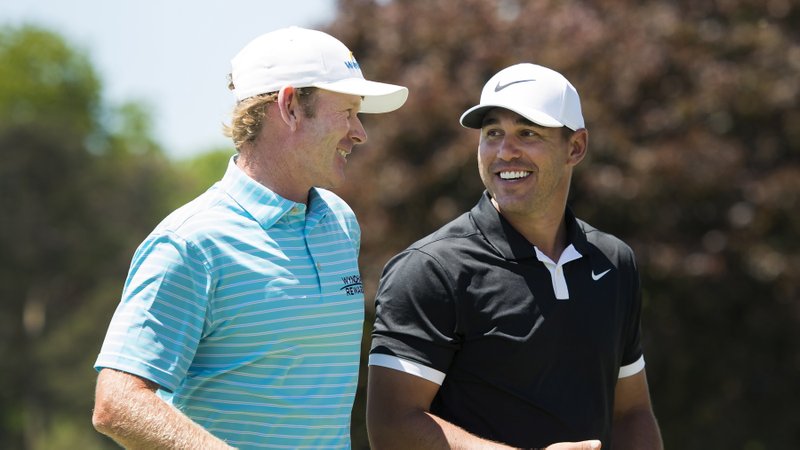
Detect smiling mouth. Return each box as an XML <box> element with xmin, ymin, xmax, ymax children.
<box><xmin>337</xmin><ymin>149</ymin><xmax>350</xmax><ymax>159</ymax></box>
<box><xmin>498</xmin><ymin>170</ymin><xmax>531</xmax><ymax>180</ymax></box>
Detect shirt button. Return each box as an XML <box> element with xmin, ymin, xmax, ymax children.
<box><xmin>316</xmin><ymin>262</ymin><xmax>322</xmax><ymax>270</ymax></box>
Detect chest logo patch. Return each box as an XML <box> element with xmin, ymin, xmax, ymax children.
<box><xmin>591</xmin><ymin>269</ymin><xmax>612</xmax><ymax>281</ymax></box>
<box><xmin>340</xmin><ymin>275</ymin><xmax>364</xmax><ymax>295</ymax></box>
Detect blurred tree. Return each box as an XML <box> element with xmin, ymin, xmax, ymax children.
<box><xmin>177</xmin><ymin>146</ymin><xmax>236</xmax><ymax>191</ymax></box>
<box><xmin>324</xmin><ymin>0</ymin><xmax>800</xmax><ymax>448</ymax></box>
<box><xmin>0</xmin><ymin>26</ymin><xmax>196</xmax><ymax>449</ymax></box>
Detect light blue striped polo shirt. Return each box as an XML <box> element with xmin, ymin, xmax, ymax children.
<box><xmin>95</xmin><ymin>156</ymin><xmax>365</xmax><ymax>449</ymax></box>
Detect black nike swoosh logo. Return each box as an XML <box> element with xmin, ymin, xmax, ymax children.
<box><xmin>494</xmin><ymin>78</ymin><xmax>537</xmax><ymax>92</ymax></box>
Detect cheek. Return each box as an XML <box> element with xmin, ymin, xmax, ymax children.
<box><xmin>477</xmin><ymin>146</ymin><xmax>494</xmax><ymax>170</ymax></box>
<box><xmin>477</xmin><ymin>151</ymin><xmax>493</xmax><ymax>184</ymax></box>
<box><xmin>330</xmin><ymin>121</ymin><xmax>351</xmax><ymax>143</ymax></box>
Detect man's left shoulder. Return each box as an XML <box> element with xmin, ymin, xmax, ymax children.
<box><xmin>313</xmin><ymin>189</ymin><xmax>360</xmax><ymax>240</ymax></box>
<box><xmin>576</xmin><ymin>218</ymin><xmax>636</xmax><ymax>263</ymax></box>
<box><xmin>314</xmin><ymin>189</ymin><xmax>356</xmax><ymax>216</ymax></box>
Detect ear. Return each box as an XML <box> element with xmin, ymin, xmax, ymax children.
<box><xmin>277</xmin><ymin>86</ymin><xmax>299</xmax><ymax>131</ymax></box>
<box><xmin>567</xmin><ymin>128</ymin><xmax>589</xmax><ymax>166</ymax></box>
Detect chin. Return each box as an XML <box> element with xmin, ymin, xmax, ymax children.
<box><xmin>493</xmin><ymin>195</ymin><xmax>535</xmax><ymax>213</ymax></box>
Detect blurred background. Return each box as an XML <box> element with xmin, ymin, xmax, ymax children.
<box><xmin>1</xmin><ymin>0</ymin><xmax>798</xmax><ymax>448</ymax></box>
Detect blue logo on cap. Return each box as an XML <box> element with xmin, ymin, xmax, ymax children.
<box><xmin>344</xmin><ymin>52</ymin><xmax>361</xmax><ymax>70</ymax></box>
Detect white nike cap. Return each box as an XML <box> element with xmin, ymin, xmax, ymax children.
<box><xmin>460</xmin><ymin>63</ymin><xmax>584</xmax><ymax>130</ymax></box>
<box><xmin>230</xmin><ymin>26</ymin><xmax>408</xmax><ymax>114</ymax></box>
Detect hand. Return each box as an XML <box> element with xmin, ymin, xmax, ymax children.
<box><xmin>545</xmin><ymin>440</ymin><xmax>602</xmax><ymax>450</ymax></box>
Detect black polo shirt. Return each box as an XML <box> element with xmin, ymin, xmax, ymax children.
<box><xmin>369</xmin><ymin>191</ymin><xmax>644</xmax><ymax>448</ymax></box>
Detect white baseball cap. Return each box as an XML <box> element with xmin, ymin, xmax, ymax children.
<box><xmin>229</xmin><ymin>26</ymin><xmax>408</xmax><ymax>114</ymax></box>
<box><xmin>460</xmin><ymin>63</ymin><xmax>584</xmax><ymax>130</ymax></box>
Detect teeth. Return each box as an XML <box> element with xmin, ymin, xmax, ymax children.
<box><xmin>499</xmin><ymin>171</ymin><xmax>530</xmax><ymax>180</ymax></box>
<box><xmin>338</xmin><ymin>149</ymin><xmax>348</xmax><ymax>159</ymax></box>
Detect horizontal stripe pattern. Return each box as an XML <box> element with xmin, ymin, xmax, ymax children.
<box><xmin>96</xmin><ymin>157</ymin><xmax>364</xmax><ymax>449</ymax></box>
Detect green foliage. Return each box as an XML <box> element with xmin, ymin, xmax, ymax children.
<box><xmin>0</xmin><ymin>25</ymin><xmax>194</xmax><ymax>449</ymax></box>
<box><xmin>0</xmin><ymin>24</ymin><xmax>100</xmax><ymax>134</ymax></box>
<box><xmin>176</xmin><ymin>147</ymin><xmax>236</xmax><ymax>194</ymax></box>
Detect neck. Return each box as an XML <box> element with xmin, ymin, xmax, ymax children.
<box><xmin>236</xmin><ymin>147</ymin><xmax>309</xmax><ymax>204</ymax></box>
<box><xmin>492</xmin><ymin>198</ymin><xmax>569</xmax><ymax>262</ymax></box>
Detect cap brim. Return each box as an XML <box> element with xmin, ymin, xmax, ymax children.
<box><xmin>460</xmin><ymin>104</ymin><xmax>564</xmax><ymax>129</ymax></box>
<box><xmin>314</xmin><ymin>78</ymin><xmax>408</xmax><ymax>114</ymax></box>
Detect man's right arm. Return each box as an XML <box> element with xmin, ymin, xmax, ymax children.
<box><xmin>367</xmin><ymin>365</ymin><xmax>510</xmax><ymax>449</ymax></box>
<box><xmin>92</xmin><ymin>368</ymin><xmax>234</xmax><ymax>450</ymax></box>
<box><xmin>366</xmin><ymin>365</ymin><xmax>601</xmax><ymax>450</ymax></box>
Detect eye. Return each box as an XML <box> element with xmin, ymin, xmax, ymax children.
<box><xmin>520</xmin><ymin>129</ymin><xmax>540</xmax><ymax>138</ymax></box>
<box><xmin>484</xmin><ymin>128</ymin><xmax>504</xmax><ymax>138</ymax></box>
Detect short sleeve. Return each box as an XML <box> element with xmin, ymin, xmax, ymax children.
<box><xmin>94</xmin><ymin>232</ymin><xmax>212</xmax><ymax>391</ymax></box>
<box><xmin>369</xmin><ymin>248</ymin><xmax>461</xmax><ymax>376</ymax></box>
<box><xmin>619</xmin><ymin>252</ymin><xmax>644</xmax><ymax>375</ymax></box>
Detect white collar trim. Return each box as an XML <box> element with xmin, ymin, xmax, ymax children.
<box><xmin>534</xmin><ymin>244</ymin><xmax>583</xmax><ymax>300</ymax></box>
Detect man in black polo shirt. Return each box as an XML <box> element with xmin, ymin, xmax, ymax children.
<box><xmin>366</xmin><ymin>63</ymin><xmax>662</xmax><ymax>450</ymax></box>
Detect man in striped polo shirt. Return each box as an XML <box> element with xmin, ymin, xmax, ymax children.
<box><xmin>92</xmin><ymin>27</ymin><xmax>407</xmax><ymax>449</ymax></box>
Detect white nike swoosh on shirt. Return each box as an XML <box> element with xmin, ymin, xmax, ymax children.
<box><xmin>591</xmin><ymin>269</ymin><xmax>612</xmax><ymax>281</ymax></box>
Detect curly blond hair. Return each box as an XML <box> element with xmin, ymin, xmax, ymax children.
<box><xmin>222</xmin><ymin>88</ymin><xmax>318</xmax><ymax>150</ymax></box>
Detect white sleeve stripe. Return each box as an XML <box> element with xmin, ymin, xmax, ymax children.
<box><xmin>370</xmin><ymin>353</ymin><xmax>644</xmax><ymax>383</ymax></box>
<box><xmin>619</xmin><ymin>355</ymin><xmax>646</xmax><ymax>378</ymax></box>
<box><xmin>368</xmin><ymin>353</ymin><xmax>446</xmax><ymax>385</ymax></box>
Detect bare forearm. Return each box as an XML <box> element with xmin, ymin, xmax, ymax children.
<box><xmin>426</xmin><ymin>412</ymin><xmax>517</xmax><ymax>450</ymax></box>
<box><xmin>93</xmin><ymin>369</ymin><xmax>234</xmax><ymax>449</ymax></box>
<box><xmin>96</xmin><ymin>392</ymin><xmax>232</xmax><ymax>449</ymax></box>
<box><xmin>369</xmin><ymin>409</ymin><xmax>514</xmax><ymax>450</ymax></box>
<box><xmin>366</xmin><ymin>367</ymin><xmax>599</xmax><ymax>450</ymax></box>
<box><xmin>612</xmin><ymin>408</ymin><xmax>663</xmax><ymax>450</ymax></box>
<box><xmin>369</xmin><ymin>411</ymin><xmax>599</xmax><ymax>450</ymax></box>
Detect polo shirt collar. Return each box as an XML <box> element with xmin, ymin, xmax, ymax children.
<box><xmin>470</xmin><ymin>191</ymin><xmax>588</xmax><ymax>261</ymax></box>
<box><xmin>218</xmin><ymin>156</ymin><xmax>329</xmax><ymax>229</ymax></box>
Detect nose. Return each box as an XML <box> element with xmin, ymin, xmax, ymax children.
<box><xmin>496</xmin><ymin>136</ymin><xmax>519</xmax><ymax>161</ymax></box>
<box><xmin>350</xmin><ymin>115</ymin><xmax>367</xmax><ymax>145</ymax></box>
